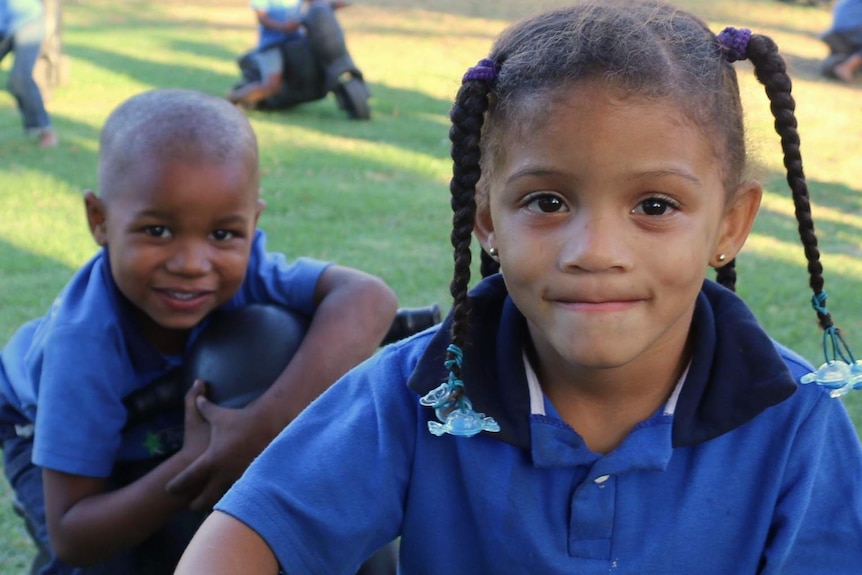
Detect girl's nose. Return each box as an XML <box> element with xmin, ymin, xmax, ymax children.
<box><xmin>559</xmin><ymin>211</ymin><xmax>630</xmax><ymax>273</ymax></box>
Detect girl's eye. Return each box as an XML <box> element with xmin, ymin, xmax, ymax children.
<box><xmin>634</xmin><ymin>197</ymin><xmax>679</xmax><ymax>216</ymax></box>
<box><xmin>524</xmin><ymin>193</ymin><xmax>568</xmax><ymax>214</ymax></box>
<box><xmin>211</xmin><ymin>230</ymin><xmax>236</xmax><ymax>241</ymax></box>
<box><xmin>144</xmin><ymin>226</ymin><xmax>170</xmax><ymax>238</ymax></box>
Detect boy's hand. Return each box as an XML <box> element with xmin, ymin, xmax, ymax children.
<box><xmin>166</xmin><ymin>397</ymin><xmax>274</xmax><ymax>511</ymax></box>
<box><xmin>180</xmin><ymin>379</ymin><xmax>210</xmax><ymax>462</ymax></box>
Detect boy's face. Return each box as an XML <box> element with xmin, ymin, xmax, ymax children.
<box><xmin>86</xmin><ymin>154</ymin><xmax>263</xmax><ymax>353</ymax></box>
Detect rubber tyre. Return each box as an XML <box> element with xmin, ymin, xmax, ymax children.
<box><xmin>337</xmin><ymin>77</ymin><xmax>371</xmax><ymax>120</ymax></box>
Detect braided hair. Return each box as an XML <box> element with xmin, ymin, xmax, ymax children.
<box><xmin>442</xmin><ymin>0</ymin><xmax>837</xmax><ymax>416</ymax></box>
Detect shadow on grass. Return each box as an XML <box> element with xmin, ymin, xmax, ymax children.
<box><xmin>0</xmin><ymin>112</ymin><xmax>100</xmax><ymax>181</ymax></box>
<box><xmin>167</xmin><ymin>37</ymin><xmax>242</xmax><ymax>64</ymax></box>
<box><xmin>67</xmin><ymin>43</ymin><xmax>237</xmax><ymax>96</ymax></box>
<box><xmin>0</xmin><ymin>239</ymin><xmax>76</xmax><ymax>341</ymax></box>
<box><xmin>211</xmin><ymin>80</ymin><xmax>457</xmax><ymax>164</ymax></box>
<box><xmin>757</xmin><ymin>174</ymin><xmax>862</xmax><ymax>258</ymax></box>
<box><xmin>782</xmin><ymin>52</ymin><xmax>831</xmax><ymax>81</ymax></box>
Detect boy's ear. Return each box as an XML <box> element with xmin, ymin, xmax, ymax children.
<box><xmin>254</xmin><ymin>199</ymin><xmax>266</xmax><ymax>226</ymax></box>
<box><xmin>712</xmin><ymin>180</ymin><xmax>762</xmax><ymax>267</ymax></box>
<box><xmin>84</xmin><ymin>190</ymin><xmax>108</xmax><ymax>246</ymax></box>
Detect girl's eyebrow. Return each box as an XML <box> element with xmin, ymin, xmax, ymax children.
<box><xmin>504</xmin><ymin>166</ymin><xmax>565</xmax><ymax>183</ymax></box>
<box><xmin>505</xmin><ymin>166</ymin><xmax>703</xmax><ymax>185</ymax></box>
<box><xmin>626</xmin><ymin>168</ymin><xmax>702</xmax><ymax>184</ymax></box>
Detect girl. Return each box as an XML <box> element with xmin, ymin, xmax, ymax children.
<box><xmin>177</xmin><ymin>1</ymin><xmax>862</xmax><ymax>573</ymax></box>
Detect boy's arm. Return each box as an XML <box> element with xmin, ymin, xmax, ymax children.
<box><xmin>254</xmin><ymin>9</ymin><xmax>302</xmax><ymax>33</ymax></box>
<box><xmin>167</xmin><ymin>265</ymin><xmax>397</xmax><ymax>510</ymax></box>
<box><xmin>43</xmin><ymin>381</ymin><xmax>209</xmax><ymax>566</ymax></box>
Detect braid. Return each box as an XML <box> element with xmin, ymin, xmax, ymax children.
<box><xmin>447</xmin><ymin>80</ymin><xmax>491</xmax><ymax>364</ymax></box>
<box><xmin>417</xmin><ymin>60</ymin><xmax>502</xmax><ymax>438</ymax></box>
<box><xmin>746</xmin><ymin>34</ymin><xmax>831</xmax><ymax>330</ymax></box>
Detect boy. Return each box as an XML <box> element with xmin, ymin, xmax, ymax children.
<box><xmin>227</xmin><ymin>0</ymin><xmax>349</xmax><ymax>108</ymax></box>
<box><xmin>0</xmin><ymin>87</ymin><xmax>397</xmax><ymax>572</ymax></box>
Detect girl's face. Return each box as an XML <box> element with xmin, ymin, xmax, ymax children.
<box><xmin>475</xmin><ymin>83</ymin><xmax>760</xmax><ymax>386</ymax></box>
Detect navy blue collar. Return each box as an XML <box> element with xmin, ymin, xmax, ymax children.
<box><xmin>407</xmin><ymin>275</ymin><xmax>797</xmax><ymax>449</ymax></box>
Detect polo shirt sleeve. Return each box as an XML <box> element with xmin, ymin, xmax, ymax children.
<box><xmin>214</xmin><ymin>343</ymin><xmax>420</xmax><ymax>573</ymax></box>
<box><xmin>238</xmin><ymin>231</ymin><xmax>331</xmax><ymax>316</ymax></box>
<box><xmin>33</xmin><ymin>326</ymin><xmax>129</xmax><ymax>477</ymax></box>
<box><xmin>760</xmin><ymin>389</ymin><xmax>862</xmax><ymax>573</ymax></box>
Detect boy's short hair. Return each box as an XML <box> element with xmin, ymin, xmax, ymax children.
<box><xmin>98</xmin><ymin>89</ymin><xmax>259</xmax><ymax>198</ymax></box>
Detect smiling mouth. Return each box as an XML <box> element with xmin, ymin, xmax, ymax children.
<box><xmin>162</xmin><ymin>290</ymin><xmax>209</xmax><ymax>300</ymax></box>
<box><xmin>155</xmin><ymin>288</ymin><xmax>216</xmax><ymax>305</ymax></box>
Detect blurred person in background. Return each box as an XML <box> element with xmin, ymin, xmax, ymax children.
<box><xmin>0</xmin><ymin>0</ymin><xmax>58</xmax><ymax>147</ymax></box>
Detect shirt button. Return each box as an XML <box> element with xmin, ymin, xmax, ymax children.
<box><xmin>593</xmin><ymin>474</ymin><xmax>611</xmax><ymax>484</ymax></box>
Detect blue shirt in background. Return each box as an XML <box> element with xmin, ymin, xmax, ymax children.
<box><xmin>0</xmin><ymin>0</ymin><xmax>44</xmax><ymax>35</ymax></box>
<box><xmin>832</xmin><ymin>0</ymin><xmax>862</xmax><ymax>32</ymax></box>
<box><xmin>251</xmin><ymin>0</ymin><xmax>304</xmax><ymax>50</ymax></box>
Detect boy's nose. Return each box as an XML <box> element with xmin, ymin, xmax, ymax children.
<box><xmin>166</xmin><ymin>242</ymin><xmax>213</xmax><ymax>275</ymax></box>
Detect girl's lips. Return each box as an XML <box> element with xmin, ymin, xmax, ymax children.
<box><xmin>558</xmin><ymin>299</ymin><xmax>642</xmax><ymax>313</ymax></box>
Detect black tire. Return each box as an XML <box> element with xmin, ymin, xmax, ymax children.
<box><xmin>336</xmin><ymin>77</ymin><xmax>371</xmax><ymax>120</ymax></box>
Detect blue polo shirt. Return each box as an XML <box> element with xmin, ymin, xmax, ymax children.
<box><xmin>832</xmin><ymin>0</ymin><xmax>862</xmax><ymax>32</ymax></box>
<box><xmin>251</xmin><ymin>0</ymin><xmax>303</xmax><ymax>50</ymax></box>
<box><xmin>0</xmin><ymin>230</ymin><xmax>329</xmax><ymax>477</ymax></box>
<box><xmin>0</xmin><ymin>0</ymin><xmax>43</xmax><ymax>35</ymax></box>
<box><xmin>217</xmin><ymin>275</ymin><xmax>862</xmax><ymax>574</ymax></box>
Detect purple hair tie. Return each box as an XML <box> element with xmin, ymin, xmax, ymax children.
<box><xmin>462</xmin><ymin>58</ymin><xmax>499</xmax><ymax>84</ymax></box>
<box><xmin>717</xmin><ymin>27</ymin><xmax>752</xmax><ymax>62</ymax></box>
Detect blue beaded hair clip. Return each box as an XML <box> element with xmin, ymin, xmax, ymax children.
<box><xmin>420</xmin><ymin>344</ymin><xmax>500</xmax><ymax>437</ymax></box>
<box><xmin>800</xmin><ymin>292</ymin><xmax>862</xmax><ymax>397</ymax></box>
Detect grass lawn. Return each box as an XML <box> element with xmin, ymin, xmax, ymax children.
<box><xmin>1</xmin><ymin>0</ymin><xmax>860</xmax><ymax>570</ymax></box>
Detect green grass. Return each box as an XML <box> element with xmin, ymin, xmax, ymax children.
<box><xmin>1</xmin><ymin>0</ymin><xmax>859</xmax><ymax>570</ymax></box>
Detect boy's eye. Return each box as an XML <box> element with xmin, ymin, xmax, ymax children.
<box><xmin>524</xmin><ymin>193</ymin><xmax>568</xmax><ymax>214</ymax></box>
<box><xmin>211</xmin><ymin>230</ymin><xmax>236</xmax><ymax>241</ymax></box>
<box><xmin>144</xmin><ymin>226</ymin><xmax>171</xmax><ymax>238</ymax></box>
<box><xmin>633</xmin><ymin>197</ymin><xmax>679</xmax><ymax>216</ymax></box>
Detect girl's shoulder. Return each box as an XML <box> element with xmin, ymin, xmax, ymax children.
<box><xmin>771</xmin><ymin>340</ymin><xmax>816</xmax><ymax>383</ymax></box>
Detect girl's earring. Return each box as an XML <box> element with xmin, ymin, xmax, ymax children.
<box><xmin>717</xmin><ymin>254</ymin><xmax>727</xmax><ymax>263</ymax></box>
<box><xmin>488</xmin><ymin>247</ymin><xmax>499</xmax><ymax>258</ymax></box>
